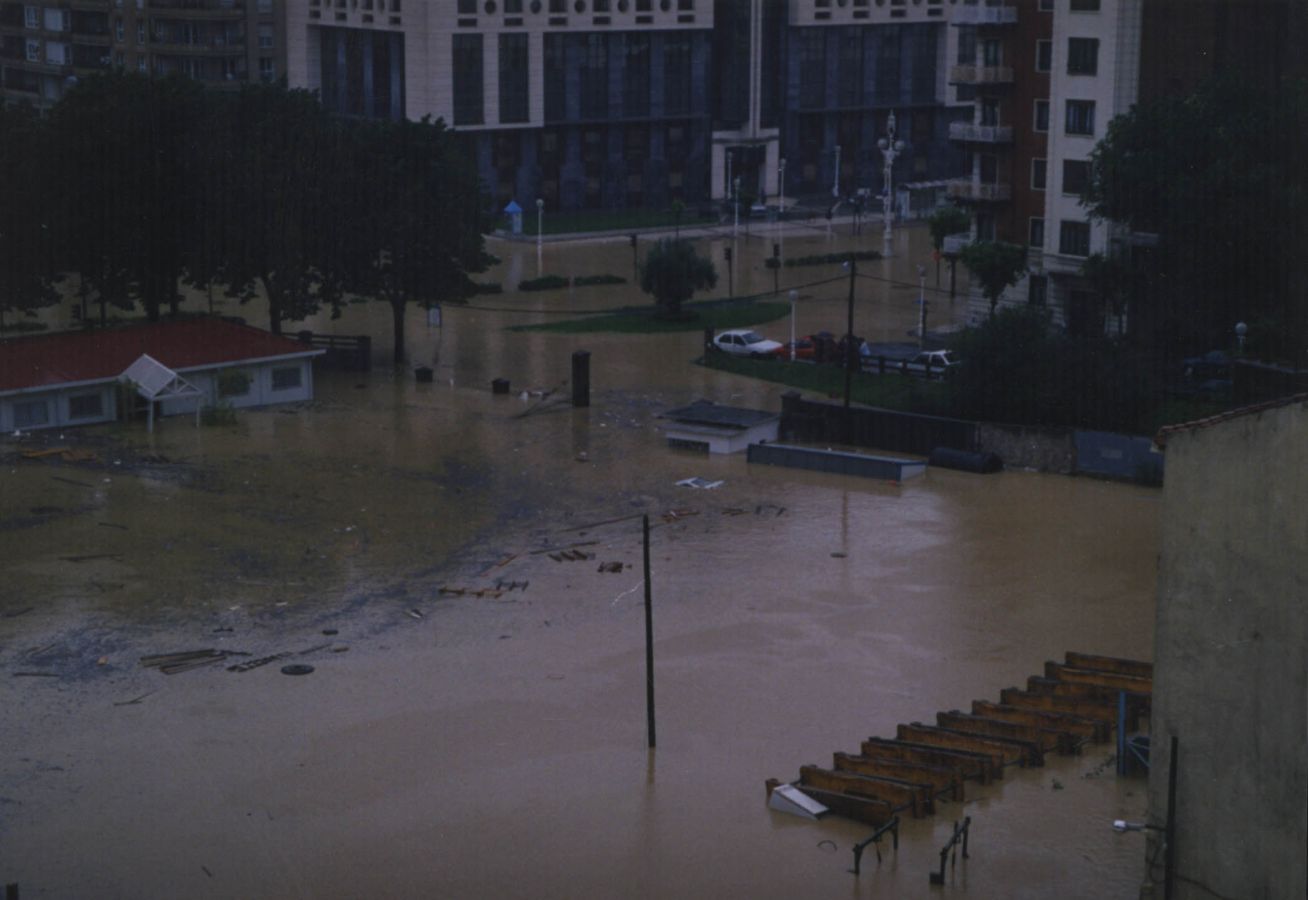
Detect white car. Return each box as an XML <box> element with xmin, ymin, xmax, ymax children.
<box><xmin>713</xmin><ymin>329</ymin><xmax>783</xmax><ymax>358</ymax></box>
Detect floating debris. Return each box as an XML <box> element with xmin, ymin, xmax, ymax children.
<box><xmin>676</xmin><ymin>477</ymin><xmax>723</xmax><ymax>490</ymax></box>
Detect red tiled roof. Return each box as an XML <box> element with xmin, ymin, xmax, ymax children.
<box><xmin>0</xmin><ymin>318</ymin><xmax>320</xmax><ymax>394</ymax></box>
<box><xmin>1153</xmin><ymin>393</ymin><xmax>1308</xmax><ymax>448</ymax></box>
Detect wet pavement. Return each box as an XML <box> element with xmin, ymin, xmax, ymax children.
<box><xmin>0</xmin><ymin>224</ymin><xmax>1157</xmax><ymax>898</ymax></box>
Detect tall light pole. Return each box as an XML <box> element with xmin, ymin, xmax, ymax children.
<box><xmin>832</xmin><ymin>144</ymin><xmax>842</xmax><ymax>202</ymax></box>
<box><xmin>778</xmin><ymin>156</ymin><xmax>786</xmax><ymax>218</ymax></box>
<box><xmin>789</xmin><ymin>288</ymin><xmax>799</xmax><ymax>362</ymax></box>
<box><xmin>535</xmin><ymin>198</ymin><xmax>544</xmax><ymax>274</ymax></box>
<box><xmin>842</xmin><ymin>259</ymin><xmax>857</xmax><ymax>422</ymax></box>
<box><xmin>917</xmin><ymin>263</ymin><xmax>928</xmax><ymax>348</ymax></box>
<box><xmin>733</xmin><ymin>175</ymin><xmax>741</xmax><ymax>237</ymax></box>
<box><xmin>726</xmin><ymin>149</ymin><xmax>733</xmax><ymax>209</ymax></box>
<box><xmin>877</xmin><ymin>111</ymin><xmax>906</xmax><ymax>258</ymax></box>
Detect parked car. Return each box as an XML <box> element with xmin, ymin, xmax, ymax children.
<box><xmin>769</xmin><ymin>336</ymin><xmax>819</xmax><ymax>361</ymax></box>
<box><xmin>909</xmin><ymin>349</ymin><xmax>958</xmax><ymax>369</ymax></box>
<box><xmin>712</xmin><ymin>329</ymin><xmax>783</xmax><ymax>358</ymax></box>
<box><xmin>861</xmin><ymin>347</ymin><xmax>959</xmax><ymax>377</ymax></box>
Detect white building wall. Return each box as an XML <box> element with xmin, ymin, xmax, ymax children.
<box><xmin>0</xmin><ymin>384</ymin><xmax>118</xmax><ymax>432</ymax></box>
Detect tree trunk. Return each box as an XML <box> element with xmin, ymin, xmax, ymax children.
<box><xmin>391</xmin><ymin>296</ymin><xmax>407</xmax><ymax>366</ymax></box>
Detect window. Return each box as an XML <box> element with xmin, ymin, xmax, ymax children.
<box><xmin>1067</xmin><ymin>37</ymin><xmax>1098</xmax><ymax>75</ymax></box>
<box><xmin>1035</xmin><ymin>39</ymin><xmax>1051</xmax><ymax>73</ymax></box>
<box><xmin>498</xmin><ymin>32</ymin><xmax>528</xmax><ymax>123</ymax></box>
<box><xmin>1033</xmin><ymin>99</ymin><xmax>1049</xmax><ymax>132</ymax></box>
<box><xmin>257</xmin><ymin>23</ymin><xmax>273</xmax><ymax>49</ymax></box>
<box><xmin>24</xmin><ymin>5</ymin><xmax>38</xmax><ymax>28</ymax></box>
<box><xmin>1028</xmin><ymin>274</ymin><xmax>1048</xmax><ymax>306</ymax></box>
<box><xmin>980</xmin><ymin>98</ymin><xmax>999</xmax><ymax>126</ymax></box>
<box><xmin>1070</xmin><ymin>0</ymin><xmax>1100</xmax><ymax>10</ymax></box>
<box><xmin>259</xmin><ymin>57</ymin><xmax>275</xmax><ymax>80</ymax></box>
<box><xmin>458</xmin><ymin>0</ymin><xmax>476</xmax><ymax>10</ymax></box>
<box><xmin>580</xmin><ymin>33</ymin><xmax>608</xmax><ymax>118</ymax></box>
<box><xmin>623</xmin><ymin>33</ymin><xmax>649</xmax><ymax>117</ymax></box>
<box><xmin>981</xmin><ymin>39</ymin><xmax>1001</xmax><ymax>67</ymax></box>
<box><xmin>1038</xmin><ymin>0</ymin><xmax>1053</xmax><ymax>9</ymax></box>
<box><xmin>45</xmin><ymin>41</ymin><xmax>67</xmax><ymax>65</ymax></box>
<box><xmin>956</xmin><ymin>26</ymin><xmax>975</xmax><ymax>64</ymax></box>
<box><xmin>115</xmin><ymin>17</ymin><xmax>124</xmax><ymax>41</ymax></box>
<box><xmin>1031</xmin><ymin>158</ymin><xmax>1046</xmax><ymax>190</ymax></box>
<box><xmin>1059</xmin><ymin>220</ymin><xmax>1091</xmax><ymax>256</ymax></box>
<box><xmin>13</xmin><ymin>399</ymin><xmax>49</xmax><ymax>429</ymax></box>
<box><xmin>452</xmin><ymin>34</ymin><xmax>484</xmax><ymax>125</ymax></box>
<box><xmin>137</xmin><ymin>22</ymin><xmax>144</xmax><ymax>44</ymax></box>
<box><xmin>1062</xmin><ymin>159</ymin><xmax>1089</xmax><ymax>195</ymax></box>
<box><xmin>271</xmin><ymin>366</ymin><xmax>302</xmax><ymax>391</ymax></box>
<box><xmin>1029</xmin><ymin>217</ymin><xmax>1044</xmax><ymax>248</ymax></box>
<box><xmin>25</xmin><ymin>39</ymin><xmax>39</xmax><ymax>61</ymax></box>
<box><xmin>1065</xmin><ymin>100</ymin><xmax>1095</xmax><ymax>135</ymax></box>
<box><xmin>42</xmin><ymin>8</ymin><xmax>66</xmax><ymax>30</ymax></box>
<box><xmin>664</xmin><ymin>34</ymin><xmax>690</xmax><ymax>115</ymax></box>
<box><xmin>218</xmin><ymin>370</ymin><xmax>251</xmax><ymax>398</ymax></box>
<box><xmin>68</xmin><ymin>393</ymin><xmax>104</xmax><ymax>420</ymax></box>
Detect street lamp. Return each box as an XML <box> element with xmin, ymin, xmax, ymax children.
<box><xmin>1235</xmin><ymin>321</ymin><xmax>1248</xmax><ymax>354</ymax></box>
<box><xmin>789</xmin><ymin>288</ymin><xmax>799</xmax><ymax>362</ymax></box>
<box><xmin>917</xmin><ymin>263</ymin><xmax>928</xmax><ymax>348</ymax></box>
<box><xmin>877</xmin><ymin>111</ymin><xmax>906</xmax><ymax>257</ymax></box>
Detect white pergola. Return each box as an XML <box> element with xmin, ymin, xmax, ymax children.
<box><xmin>119</xmin><ymin>354</ymin><xmax>205</xmax><ymax>433</ymax></box>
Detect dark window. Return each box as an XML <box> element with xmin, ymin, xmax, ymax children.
<box><xmin>981</xmin><ymin>39</ymin><xmax>1001</xmax><ymax>67</ymax></box>
<box><xmin>452</xmin><ymin>33</ymin><xmax>484</xmax><ymax>125</ymax></box>
<box><xmin>663</xmin><ymin>33</ymin><xmax>691</xmax><ymax>115</ymax></box>
<box><xmin>1062</xmin><ymin>159</ymin><xmax>1089</xmax><ymax>195</ymax></box>
<box><xmin>1034</xmin><ymin>99</ymin><xmax>1049</xmax><ymax>132</ymax></box>
<box><xmin>498</xmin><ymin>33</ymin><xmax>529</xmax><ymax>123</ymax></box>
<box><xmin>1028</xmin><ymin>274</ymin><xmax>1047</xmax><ymax>306</ymax></box>
<box><xmin>580</xmin><ymin>33</ymin><xmax>607</xmax><ymax>118</ymax></box>
<box><xmin>837</xmin><ymin>28</ymin><xmax>862</xmax><ymax>108</ymax></box>
<box><xmin>623</xmin><ymin>33</ymin><xmax>649</xmax><ymax>117</ymax></box>
<box><xmin>505</xmin><ymin>0</ymin><xmax>523</xmax><ymax>10</ymax></box>
<box><xmin>956</xmin><ymin>26</ymin><xmax>975</xmax><ymax>64</ymax></box>
<box><xmin>1035</xmin><ymin>39</ymin><xmax>1051</xmax><ymax>73</ymax></box>
<box><xmin>68</xmin><ymin>393</ymin><xmax>103</xmax><ymax>419</ymax></box>
<box><xmin>544</xmin><ymin>34</ymin><xmax>564</xmax><ymax>120</ymax></box>
<box><xmin>1029</xmin><ymin>217</ymin><xmax>1044</xmax><ymax>248</ymax></box>
<box><xmin>873</xmin><ymin>30</ymin><xmax>899</xmax><ymax>104</ymax></box>
<box><xmin>458</xmin><ymin>0</ymin><xmax>475</xmax><ymax>11</ymax></box>
<box><xmin>1031</xmin><ymin>158</ymin><xmax>1046</xmax><ymax>190</ymax></box>
<box><xmin>980</xmin><ymin>98</ymin><xmax>999</xmax><ymax>126</ymax></box>
<box><xmin>1065</xmin><ymin>99</ymin><xmax>1094</xmax><ymax>135</ymax></box>
<box><xmin>12</xmin><ymin>399</ymin><xmax>48</xmax><ymax>428</ymax></box>
<box><xmin>1070</xmin><ymin>0</ymin><xmax>1100</xmax><ymax>10</ymax></box>
<box><xmin>1067</xmin><ymin>37</ymin><xmax>1098</xmax><ymax>75</ymax></box>
<box><xmin>1038</xmin><ymin>0</ymin><xmax>1053</xmax><ymax>9</ymax></box>
<box><xmin>799</xmin><ymin>28</ymin><xmax>825</xmax><ymax>109</ymax></box>
<box><xmin>272</xmin><ymin>366</ymin><xmax>303</xmax><ymax>391</ymax></box>
<box><xmin>1059</xmin><ymin>220</ymin><xmax>1090</xmax><ymax>256</ymax></box>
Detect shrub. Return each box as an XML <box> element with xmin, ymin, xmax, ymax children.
<box><xmin>518</xmin><ymin>275</ymin><xmax>570</xmax><ymax>292</ymax></box>
<box><xmin>471</xmin><ymin>282</ymin><xmax>503</xmax><ymax>294</ymax></box>
<box><xmin>572</xmin><ymin>274</ymin><xmax>627</xmax><ymax>287</ymax></box>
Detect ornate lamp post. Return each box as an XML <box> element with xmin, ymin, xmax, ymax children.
<box><xmin>877</xmin><ymin>111</ymin><xmax>906</xmax><ymax>257</ymax></box>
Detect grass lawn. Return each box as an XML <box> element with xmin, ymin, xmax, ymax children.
<box><xmin>702</xmin><ymin>352</ymin><xmax>953</xmax><ymax>414</ymax></box>
<box><xmin>508</xmin><ymin>299</ymin><xmax>791</xmax><ymax>334</ymax></box>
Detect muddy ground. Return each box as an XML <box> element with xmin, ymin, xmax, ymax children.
<box><xmin>1</xmin><ymin>224</ymin><xmax>1158</xmax><ymax>898</ymax></box>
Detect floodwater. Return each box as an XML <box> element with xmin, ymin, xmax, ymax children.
<box><xmin>0</xmin><ymin>223</ymin><xmax>1158</xmax><ymax>898</ymax></box>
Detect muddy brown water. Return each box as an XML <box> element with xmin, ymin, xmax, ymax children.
<box><xmin>1</xmin><ymin>225</ymin><xmax>1156</xmax><ymax>898</ymax></box>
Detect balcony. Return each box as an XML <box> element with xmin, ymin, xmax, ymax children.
<box><xmin>949</xmin><ymin>64</ymin><xmax>1014</xmax><ymax>85</ymax></box>
<box><xmin>949</xmin><ymin>121</ymin><xmax>1013</xmax><ymax>143</ymax></box>
<box><xmin>942</xmin><ymin>233</ymin><xmax>972</xmax><ymax>256</ymax></box>
<box><xmin>951</xmin><ymin>5</ymin><xmax>1018</xmax><ymax>26</ymax></box>
<box><xmin>947</xmin><ymin>179</ymin><xmax>1011</xmax><ymax>202</ymax></box>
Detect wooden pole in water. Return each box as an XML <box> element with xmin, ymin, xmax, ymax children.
<box><xmin>643</xmin><ymin>514</ymin><xmax>656</xmax><ymax>749</ymax></box>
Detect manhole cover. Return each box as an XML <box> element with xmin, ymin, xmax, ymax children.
<box><xmin>280</xmin><ymin>664</ymin><xmax>314</xmax><ymax>676</ymax></box>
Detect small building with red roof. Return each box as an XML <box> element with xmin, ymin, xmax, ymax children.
<box><xmin>0</xmin><ymin>318</ymin><xmax>324</xmax><ymax>432</ymax></box>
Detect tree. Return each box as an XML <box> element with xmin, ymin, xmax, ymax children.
<box><xmin>959</xmin><ymin>241</ymin><xmax>1027</xmax><ymax>318</ymax></box>
<box><xmin>1085</xmin><ymin>74</ymin><xmax>1308</xmax><ymax>362</ymax></box>
<box><xmin>335</xmin><ymin>115</ymin><xmax>490</xmax><ymax>366</ymax></box>
<box><xmin>639</xmin><ymin>239</ymin><xmax>718</xmax><ymax>319</ymax></box>
<box><xmin>927</xmin><ymin>205</ymin><xmax>971</xmax><ymax>290</ymax></box>
<box><xmin>0</xmin><ymin>103</ymin><xmax>59</xmax><ymax>328</ymax></box>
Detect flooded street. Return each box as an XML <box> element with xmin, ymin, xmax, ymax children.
<box><xmin>1</xmin><ymin>224</ymin><xmax>1157</xmax><ymax>898</ymax></box>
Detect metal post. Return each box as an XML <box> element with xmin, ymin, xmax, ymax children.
<box><xmin>643</xmin><ymin>514</ymin><xmax>656</xmax><ymax>749</ymax></box>
<box><xmin>778</xmin><ymin>157</ymin><xmax>786</xmax><ymax>221</ymax></box>
<box><xmin>917</xmin><ymin>263</ymin><xmax>928</xmax><ymax>348</ymax></box>
<box><xmin>832</xmin><ymin>144</ymin><xmax>841</xmax><ymax>201</ymax></box>
<box><xmin>789</xmin><ymin>289</ymin><xmax>798</xmax><ymax>362</ymax></box>
<box><xmin>571</xmin><ymin>350</ymin><xmax>590</xmax><ymax>408</ymax></box>
<box><xmin>1117</xmin><ymin>691</ymin><xmax>1128</xmax><ymax>776</ymax></box>
<box><xmin>725</xmin><ymin>245</ymin><xmax>734</xmax><ymax>297</ymax></box>
<box><xmin>1164</xmin><ymin>736</ymin><xmax>1178</xmax><ymax>900</ymax></box>
<box><xmin>630</xmin><ymin>233</ymin><xmax>638</xmax><ymax>284</ymax></box>
<box><xmin>772</xmin><ymin>243</ymin><xmax>780</xmax><ymax>296</ymax></box>
<box><xmin>733</xmin><ymin>175</ymin><xmax>740</xmax><ymax>236</ymax></box>
<box><xmin>844</xmin><ymin>259</ymin><xmax>856</xmax><ymax>420</ymax></box>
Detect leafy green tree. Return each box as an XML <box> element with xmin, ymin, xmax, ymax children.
<box><xmin>1085</xmin><ymin>75</ymin><xmax>1308</xmax><ymax>362</ymax></box>
<box><xmin>47</xmin><ymin>72</ymin><xmax>206</xmax><ymax>323</ymax></box>
<box><xmin>335</xmin><ymin>115</ymin><xmax>490</xmax><ymax>365</ymax></box>
<box><xmin>639</xmin><ymin>239</ymin><xmax>718</xmax><ymax>319</ymax></box>
<box><xmin>959</xmin><ymin>241</ymin><xmax>1027</xmax><ymax>318</ymax></box>
<box><xmin>927</xmin><ymin>205</ymin><xmax>971</xmax><ymax>289</ymax></box>
<box><xmin>0</xmin><ymin>103</ymin><xmax>59</xmax><ymax>328</ymax></box>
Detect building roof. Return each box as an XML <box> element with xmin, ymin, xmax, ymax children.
<box><xmin>0</xmin><ymin>318</ymin><xmax>321</xmax><ymax>395</ymax></box>
<box><xmin>661</xmin><ymin>399</ymin><xmax>779</xmax><ymax>430</ymax></box>
<box><xmin>1153</xmin><ymin>393</ymin><xmax>1308</xmax><ymax>449</ymax></box>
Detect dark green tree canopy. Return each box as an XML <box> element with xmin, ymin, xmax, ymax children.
<box><xmin>927</xmin><ymin>206</ymin><xmax>971</xmax><ymax>252</ymax></box>
<box><xmin>0</xmin><ymin>102</ymin><xmax>59</xmax><ymax>325</ymax></box>
<box><xmin>639</xmin><ymin>239</ymin><xmax>719</xmax><ymax>318</ymax></box>
<box><xmin>959</xmin><ymin>241</ymin><xmax>1027</xmax><ymax>317</ymax></box>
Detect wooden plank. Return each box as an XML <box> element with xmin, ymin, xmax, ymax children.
<box><xmin>1045</xmin><ymin>662</ymin><xmax>1153</xmax><ymax>694</ymax></box>
<box><xmin>861</xmin><ymin>737</ymin><xmax>997</xmax><ymax>784</ymax></box>
<box><xmin>936</xmin><ymin>711</ymin><xmax>1064</xmax><ymax>756</ymax></box>
<box><xmin>790</xmin><ymin>784</ymin><xmax>895</xmax><ymax>827</ymax></box>
<box><xmin>999</xmin><ymin>687</ymin><xmax>1124</xmax><ymax>725</ymax></box>
<box><xmin>895</xmin><ymin>723</ymin><xmax>1033</xmax><ymax>769</ymax></box>
<box><xmin>971</xmin><ymin>700</ymin><xmax>1108</xmax><ymax>743</ymax></box>
<box><xmin>798</xmin><ymin>765</ymin><xmax>932</xmax><ymax>818</ymax></box>
<box><xmin>1026</xmin><ymin>676</ymin><xmax>1153</xmax><ymax>715</ymax></box>
<box><xmin>1065</xmin><ymin>652</ymin><xmax>1153</xmax><ymax>679</ymax></box>
<box><xmin>834</xmin><ymin>752</ymin><xmax>963</xmax><ymax>803</ymax></box>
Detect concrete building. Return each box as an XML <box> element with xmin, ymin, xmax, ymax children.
<box><xmin>283</xmin><ymin>0</ymin><xmax>972</xmax><ymax>214</ymax></box>
<box><xmin>1146</xmin><ymin>396</ymin><xmax>1308</xmax><ymax>899</ymax></box>
<box><xmin>0</xmin><ymin>0</ymin><xmax>286</xmax><ymax>109</ymax></box>
<box><xmin>0</xmin><ymin>318</ymin><xmax>323</xmax><ymax>431</ymax></box>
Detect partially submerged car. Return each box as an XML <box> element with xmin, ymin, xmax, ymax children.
<box><xmin>712</xmin><ymin>329</ymin><xmax>784</xmax><ymax>358</ymax></box>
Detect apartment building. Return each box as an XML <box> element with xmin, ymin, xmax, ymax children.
<box><xmin>0</xmin><ymin>0</ymin><xmax>285</xmax><ymax>108</ymax></box>
<box><xmin>284</xmin><ymin>0</ymin><xmax>972</xmax><ymax>213</ymax></box>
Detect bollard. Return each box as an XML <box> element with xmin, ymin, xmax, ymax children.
<box><xmin>571</xmin><ymin>350</ymin><xmax>590</xmax><ymax>408</ymax></box>
<box><xmin>492</xmin><ymin>378</ymin><xmax>510</xmax><ymax>395</ymax></box>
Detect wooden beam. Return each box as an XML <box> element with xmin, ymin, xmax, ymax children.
<box><xmin>862</xmin><ymin>737</ymin><xmax>997</xmax><ymax>784</ymax></box>
<box><xmin>1026</xmin><ymin>676</ymin><xmax>1153</xmax><ymax>715</ymax></box>
<box><xmin>789</xmin><ymin>784</ymin><xmax>895</xmax><ymax>827</ymax></box>
<box><xmin>1065</xmin><ymin>651</ymin><xmax>1153</xmax><ymax>679</ymax></box>
<box><xmin>1045</xmin><ymin>662</ymin><xmax>1153</xmax><ymax>694</ymax></box>
<box><xmin>998</xmin><ymin>688</ymin><xmax>1135</xmax><ymax>730</ymax></box>
<box><xmin>834</xmin><ymin>751</ymin><xmax>963</xmax><ymax>802</ymax></box>
<box><xmin>799</xmin><ymin>765</ymin><xmax>933</xmax><ymax>818</ymax></box>
<box><xmin>936</xmin><ymin>711</ymin><xmax>1064</xmax><ymax>756</ymax></box>
<box><xmin>971</xmin><ymin>700</ymin><xmax>1108</xmax><ymax>743</ymax></box>
<box><xmin>896</xmin><ymin>723</ymin><xmax>1035</xmax><ymax>768</ymax></box>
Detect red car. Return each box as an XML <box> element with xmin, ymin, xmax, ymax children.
<box><xmin>770</xmin><ymin>334</ymin><xmax>823</xmax><ymax>362</ymax></box>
